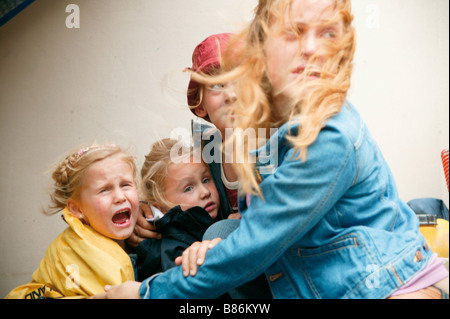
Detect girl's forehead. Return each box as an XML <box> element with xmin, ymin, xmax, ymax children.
<box><xmin>168</xmin><ymin>161</ymin><xmax>208</xmax><ymax>174</ymax></box>
<box><xmin>282</xmin><ymin>0</ymin><xmax>338</xmax><ymax>23</ymax></box>
<box><xmin>269</xmin><ymin>0</ymin><xmax>343</xmax><ymax>34</ymax></box>
<box><xmin>86</xmin><ymin>156</ymin><xmax>133</xmax><ymax>178</ymax></box>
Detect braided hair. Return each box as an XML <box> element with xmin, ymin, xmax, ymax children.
<box><xmin>44</xmin><ymin>144</ymin><xmax>138</xmax><ymax>215</ymax></box>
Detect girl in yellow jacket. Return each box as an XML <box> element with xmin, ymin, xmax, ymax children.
<box><xmin>6</xmin><ymin>144</ymin><xmax>140</xmax><ymax>299</ymax></box>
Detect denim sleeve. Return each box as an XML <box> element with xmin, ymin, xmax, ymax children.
<box><xmin>140</xmin><ymin>125</ymin><xmax>357</xmax><ymax>299</ymax></box>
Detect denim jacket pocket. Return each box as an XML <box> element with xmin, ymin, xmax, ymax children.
<box><xmin>291</xmin><ymin>234</ymin><xmax>377</xmax><ymax>299</ymax></box>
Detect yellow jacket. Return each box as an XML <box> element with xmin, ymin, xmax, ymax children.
<box><xmin>5</xmin><ymin>208</ymin><xmax>135</xmax><ymax>299</ymax></box>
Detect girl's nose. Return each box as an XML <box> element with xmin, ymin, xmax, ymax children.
<box><xmin>224</xmin><ymin>84</ymin><xmax>237</xmax><ymax>105</ymax></box>
<box><xmin>301</xmin><ymin>31</ymin><xmax>318</xmax><ymax>58</ymax></box>
<box><xmin>114</xmin><ymin>188</ymin><xmax>126</xmax><ymax>203</ymax></box>
<box><xmin>199</xmin><ymin>184</ymin><xmax>211</xmax><ymax>199</ymax></box>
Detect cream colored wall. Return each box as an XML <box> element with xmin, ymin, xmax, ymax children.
<box><xmin>0</xmin><ymin>0</ymin><xmax>448</xmax><ymax>297</ymax></box>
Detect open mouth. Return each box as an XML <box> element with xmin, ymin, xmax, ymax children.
<box><xmin>294</xmin><ymin>69</ymin><xmax>320</xmax><ymax>78</ymax></box>
<box><xmin>112</xmin><ymin>208</ymin><xmax>131</xmax><ymax>225</ymax></box>
<box><xmin>293</xmin><ymin>66</ymin><xmax>321</xmax><ymax>79</ymax></box>
<box><xmin>306</xmin><ymin>71</ymin><xmax>321</xmax><ymax>78</ymax></box>
<box><xmin>204</xmin><ymin>201</ymin><xmax>216</xmax><ymax>213</ymax></box>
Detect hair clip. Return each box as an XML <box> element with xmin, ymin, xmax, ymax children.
<box><xmin>76</xmin><ymin>147</ymin><xmax>90</xmax><ymax>158</ymax></box>
<box><xmin>75</xmin><ymin>144</ymin><xmax>116</xmax><ymax>159</ymax></box>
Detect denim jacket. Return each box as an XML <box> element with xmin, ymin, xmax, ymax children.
<box><xmin>141</xmin><ymin>102</ymin><xmax>432</xmax><ymax>299</ymax></box>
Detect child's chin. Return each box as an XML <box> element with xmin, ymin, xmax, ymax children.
<box><xmin>209</xmin><ymin>211</ymin><xmax>218</xmax><ymax>219</ymax></box>
<box><xmin>110</xmin><ymin>228</ymin><xmax>134</xmax><ymax>241</ymax></box>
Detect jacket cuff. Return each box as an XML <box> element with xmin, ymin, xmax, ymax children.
<box><xmin>139</xmin><ymin>273</ymin><xmax>161</xmax><ymax>299</ymax></box>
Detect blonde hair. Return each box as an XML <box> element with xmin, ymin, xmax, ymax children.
<box><xmin>44</xmin><ymin>144</ymin><xmax>139</xmax><ymax>215</ymax></box>
<box><xmin>188</xmin><ymin>67</ymin><xmax>222</xmax><ymax>122</ymax></box>
<box><xmin>193</xmin><ymin>0</ymin><xmax>356</xmax><ymax>196</ymax></box>
<box><xmin>140</xmin><ymin>138</ymin><xmax>193</xmax><ymax>211</ymax></box>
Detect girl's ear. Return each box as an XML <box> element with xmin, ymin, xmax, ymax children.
<box><xmin>67</xmin><ymin>198</ymin><xmax>84</xmax><ymax>219</ymax></box>
<box><xmin>194</xmin><ymin>104</ymin><xmax>208</xmax><ymax>118</ymax></box>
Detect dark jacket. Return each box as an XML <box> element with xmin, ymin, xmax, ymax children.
<box><xmin>135</xmin><ymin>205</ymin><xmax>216</xmax><ymax>281</ymax></box>
<box><xmin>192</xmin><ymin>120</ymin><xmax>234</xmax><ymax>219</ymax></box>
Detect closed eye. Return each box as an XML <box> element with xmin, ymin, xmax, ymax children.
<box><xmin>284</xmin><ymin>29</ymin><xmax>298</xmax><ymax>41</ymax></box>
<box><xmin>98</xmin><ymin>187</ymin><xmax>109</xmax><ymax>194</ymax></box>
<box><xmin>121</xmin><ymin>182</ymin><xmax>134</xmax><ymax>188</ymax></box>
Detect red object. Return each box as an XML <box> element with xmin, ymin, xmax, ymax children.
<box><xmin>186</xmin><ymin>33</ymin><xmax>233</xmax><ymax>108</ymax></box>
<box><xmin>442</xmin><ymin>149</ymin><xmax>449</xmax><ymax>191</ymax></box>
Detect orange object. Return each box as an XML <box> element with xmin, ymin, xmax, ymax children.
<box><xmin>419</xmin><ymin>217</ymin><xmax>449</xmax><ymax>258</ymax></box>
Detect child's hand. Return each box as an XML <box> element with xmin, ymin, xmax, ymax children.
<box><xmin>227</xmin><ymin>212</ymin><xmax>242</xmax><ymax>219</ymax></box>
<box><xmin>90</xmin><ymin>281</ymin><xmax>141</xmax><ymax>299</ymax></box>
<box><xmin>126</xmin><ymin>202</ymin><xmax>161</xmax><ymax>247</ymax></box>
<box><xmin>175</xmin><ymin>238</ymin><xmax>222</xmax><ymax>277</ymax></box>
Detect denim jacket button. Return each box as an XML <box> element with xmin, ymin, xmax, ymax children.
<box><xmin>414</xmin><ymin>250</ymin><xmax>424</xmax><ymax>262</ymax></box>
